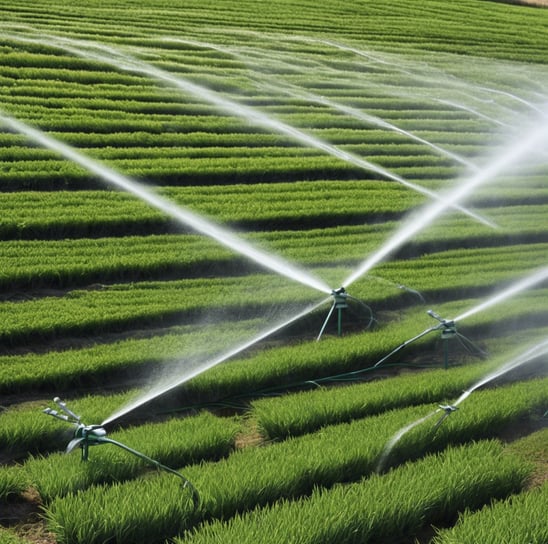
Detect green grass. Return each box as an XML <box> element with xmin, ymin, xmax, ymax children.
<box><xmin>1</xmin><ymin>0</ymin><xmax>547</xmax><ymax>542</ymax></box>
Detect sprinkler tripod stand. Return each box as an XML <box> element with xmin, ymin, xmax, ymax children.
<box><xmin>427</xmin><ymin>310</ymin><xmax>457</xmax><ymax>370</ymax></box>
<box><xmin>316</xmin><ymin>287</ymin><xmax>374</xmax><ymax>341</ymax></box>
<box><xmin>43</xmin><ymin>397</ymin><xmax>200</xmax><ymax>507</ymax></box>
<box><xmin>427</xmin><ymin>310</ymin><xmax>486</xmax><ymax>369</ymax></box>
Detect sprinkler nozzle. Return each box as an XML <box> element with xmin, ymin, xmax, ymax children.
<box><xmin>44</xmin><ymin>397</ymin><xmax>81</xmax><ymax>424</ymax></box>
<box><xmin>427</xmin><ymin>309</ymin><xmax>446</xmax><ymax>323</ymax></box>
<box><xmin>427</xmin><ymin>310</ymin><xmax>456</xmax><ymax>336</ymax></box>
<box><xmin>438</xmin><ymin>404</ymin><xmax>458</xmax><ymax>414</ymax></box>
<box><xmin>432</xmin><ymin>404</ymin><xmax>458</xmax><ymax>432</ymax></box>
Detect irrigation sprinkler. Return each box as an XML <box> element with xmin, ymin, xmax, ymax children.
<box><xmin>43</xmin><ymin>397</ymin><xmax>200</xmax><ymax>507</ymax></box>
<box><xmin>316</xmin><ymin>287</ymin><xmax>374</xmax><ymax>341</ymax></box>
<box><xmin>432</xmin><ymin>404</ymin><xmax>458</xmax><ymax>432</ymax></box>
<box><xmin>374</xmin><ymin>308</ymin><xmax>485</xmax><ymax>369</ymax></box>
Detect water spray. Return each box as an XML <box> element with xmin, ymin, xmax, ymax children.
<box><xmin>0</xmin><ymin>111</ymin><xmax>330</xmax><ymax>296</ymax></box>
<box><xmin>43</xmin><ymin>397</ymin><xmax>200</xmax><ymax>507</ymax></box>
<box><xmin>374</xmin><ymin>266</ymin><xmax>548</xmax><ymax>369</ymax></box>
<box><xmin>5</xmin><ymin>31</ymin><xmax>497</xmax><ymax>229</ymax></box>
<box><xmin>377</xmin><ymin>337</ymin><xmax>548</xmax><ymax>472</ymax></box>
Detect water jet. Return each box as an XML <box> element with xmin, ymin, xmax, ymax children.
<box><xmin>374</xmin><ymin>266</ymin><xmax>548</xmax><ymax>368</ymax></box>
<box><xmin>0</xmin><ymin>112</ymin><xmax>330</xmax><ymax>295</ymax></box>
<box><xmin>377</xmin><ymin>338</ymin><xmax>548</xmax><ymax>473</ymax></box>
<box><xmin>5</xmin><ymin>30</ymin><xmax>496</xmax><ymax>228</ymax></box>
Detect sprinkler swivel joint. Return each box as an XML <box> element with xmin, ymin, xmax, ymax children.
<box><xmin>438</xmin><ymin>404</ymin><xmax>458</xmax><ymax>414</ymax></box>
<box><xmin>43</xmin><ymin>397</ymin><xmax>201</xmax><ymax>507</ymax></box>
<box><xmin>331</xmin><ymin>286</ymin><xmax>348</xmax><ymax>309</ymax></box>
<box><xmin>68</xmin><ymin>424</ymin><xmax>108</xmax><ymax>461</ymax></box>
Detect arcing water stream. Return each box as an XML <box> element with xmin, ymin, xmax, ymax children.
<box><xmin>374</xmin><ymin>265</ymin><xmax>548</xmax><ymax>368</ymax></box>
<box><xmin>376</xmin><ymin>338</ymin><xmax>548</xmax><ymax>472</ymax></box>
<box><xmin>452</xmin><ymin>339</ymin><xmax>548</xmax><ymax>407</ymax></box>
<box><xmin>261</xmin><ymin>83</ymin><xmax>479</xmax><ymax>171</ymax></box>
<box><xmin>342</xmin><ymin>117</ymin><xmax>548</xmax><ymax>289</ymax></box>
<box><xmin>157</xmin><ymin>36</ymin><xmax>479</xmax><ymax>171</ymax></box>
<box><xmin>453</xmin><ymin>266</ymin><xmax>548</xmax><ymax>322</ymax></box>
<box><xmin>102</xmin><ymin>297</ymin><xmax>330</xmax><ymax>425</ymax></box>
<box><xmin>0</xmin><ymin>113</ymin><xmax>330</xmax><ymax>295</ymax></box>
<box><xmin>5</xmin><ymin>31</ymin><xmax>495</xmax><ymax>228</ymax></box>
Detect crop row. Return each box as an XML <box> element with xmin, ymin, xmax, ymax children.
<box><xmin>1</xmin><ymin>176</ymin><xmax>547</xmax><ymax>240</ymax></box>
<box><xmin>0</xmin><ymin>143</ymin><xmax>459</xmax><ymax>173</ymax></box>
<box><xmin>250</xmin><ymin>345</ymin><xmax>540</xmax><ymax>439</ymax></box>
<box><xmin>1</xmin><ymin>211</ymin><xmax>547</xmax><ymax>291</ymax></box>
<box><xmin>180</xmin><ymin>440</ymin><xmax>530</xmax><ymax>544</ymax></box>
<box><xmin>2</xmin><ymin>87</ymin><xmax>499</xmax><ymax>130</ymax></box>
<box><xmin>0</xmin><ymin>94</ymin><xmax>500</xmax><ymax>131</ymax></box>
<box><xmin>4</xmin><ymin>101</ymin><xmax>497</xmax><ymax>138</ymax></box>
<box><xmin>1</xmin><ymin>243</ymin><xmax>545</xmax><ymax>344</ymax></box>
<box><xmin>5</xmin><ymin>410</ymin><xmax>240</xmax><ymax>504</ymax></box>
<box><xmin>0</xmin><ymin>273</ymin><xmax>322</xmax><ymax>347</ymax></box>
<box><xmin>0</xmin><ymin>315</ymin><xmax>272</xmax><ymax>396</ymax></box>
<box><xmin>432</xmin><ymin>479</ymin><xmax>548</xmax><ymax>544</ymax></box>
<box><xmin>44</xmin><ymin>379</ymin><xmax>547</xmax><ymax>543</ymax></box>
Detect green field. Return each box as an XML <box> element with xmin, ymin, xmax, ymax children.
<box><xmin>0</xmin><ymin>1</ymin><xmax>547</xmax><ymax>543</ymax></box>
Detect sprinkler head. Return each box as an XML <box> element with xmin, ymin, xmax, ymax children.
<box><xmin>427</xmin><ymin>310</ymin><xmax>456</xmax><ymax>337</ymax></box>
<box><xmin>331</xmin><ymin>287</ymin><xmax>348</xmax><ymax>309</ymax></box>
<box><xmin>438</xmin><ymin>404</ymin><xmax>458</xmax><ymax>414</ymax></box>
<box><xmin>44</xmin><ymin>397</ymin><xmax>108</xmax><ymax>460</ymax></box>
<box><xmin>74</xmin><ymin>424</ymin><xmax>107</xmax><ymax>443</ymax></box>
<box><xmin>66</xmin><ymin>424</ymin><xmax>108</xmax><ymax>460</ymax></box>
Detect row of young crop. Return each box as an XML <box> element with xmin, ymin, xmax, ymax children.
<box><xmin>2</xmin><ymin>410</ymin><xmax>240</xmax><ymax>504</ymax></box>
<box><xmin>0</xmin><ymin>157</ymin><xmax>425</xmax><ymax>190</ymax></box>
<box><xmin>0</xmin><ymin>272</ymin><xmax>319</xmax><ymax>348</ymax></box>
<box><xmin>2</xmin><ymin>83</ymin><xmax>498</xmax><ymax>130</ymax></box>
<box><xmin>179</xmin><ymin>440</ymin><xmax>532</xmax><ymax>544</ymax></box>
<box><xmin>0</xmin><ymin>317</ymin><xmax>282</xmax><ymax>399</ymax></box>
<box><xmin>249</xmin><ymin>349</ymin><xmax>542</xmax><ymax>439</ymax></box>
<box><xmin>1</xmin><ymin>243</ymin><xmax>545</xmax><ymax>344</ymax></box>
<box><xmin>1</xmin><ymin>209</ymin><xmax>547</xmax><ymax>291</ymax></box>
<box><xmin>0</xmin><ymin>179</ymin><xmax>427</xmax><ymax>235</ymax></box>
<box><xmin>43</xmin><ymin>379</ymin><xmax>547</xmax><ymax>543</ymax></box>
<box><xmin>0</xmin><ymin>185</ymin><xmax>546</xmax><ymax>242</ymax></box>
<box><xmin>432</xmin><ymin>479</ymin><xmax>548</xmax><ymax>544</ymax></box>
